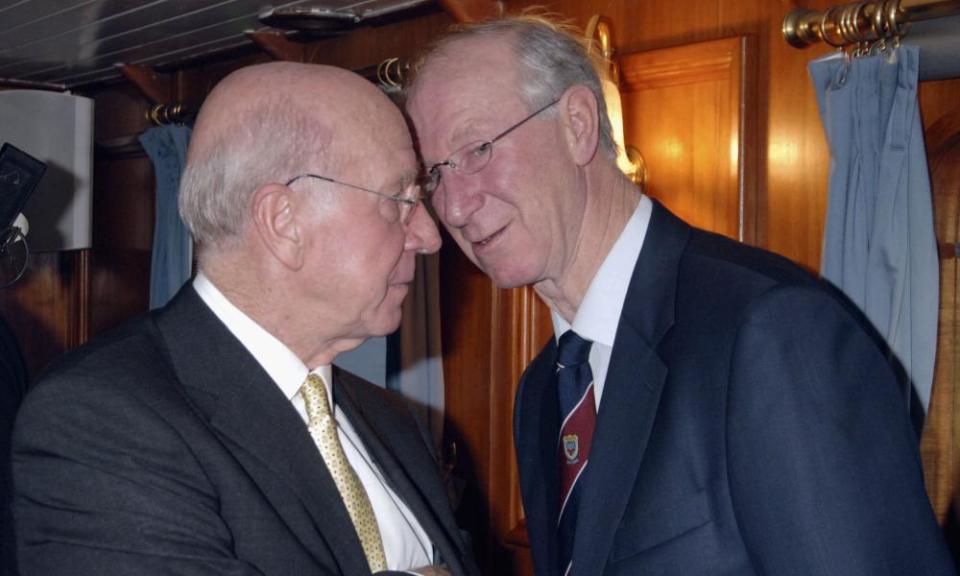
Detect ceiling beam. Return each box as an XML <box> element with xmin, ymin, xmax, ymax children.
<box><xmin>246</xmin><ymin>31</ymin><xmax>306</xmax><ymax>62</ymax></box>
<box><xmin>117</xmin><ymin>64</ymin><xmax>171</xmax><ymax>105</ymax></box>
<box><xmin>438</xmin><ymin>0</ymin><xmax>503</xmax><ymax>23</ymax></box>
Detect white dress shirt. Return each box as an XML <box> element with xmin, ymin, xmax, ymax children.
<box><xmin>193</xmin><ymin>273</ymin><xmax>433</xmax><ymax>571</ymax></box>
<box><xmin>552</xmin><ymin>195</ymin><xmax>653</xmax><ymax>409</ymax></box>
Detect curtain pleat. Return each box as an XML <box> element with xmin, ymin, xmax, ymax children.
<box><xmin>140</xmin><ymin>125</ymin><xmax>192</xmax><ymax>310</ymax></box>
<box><xmin>811</xmin><ymin>45</ymin><xmax>939</xmax><ymax>418</ymax></box>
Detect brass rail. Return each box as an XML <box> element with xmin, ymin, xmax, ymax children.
<box><xmin>783</xmin><ymin>0</ymin><xmax>960</xmax><ymax>48</ymax></box>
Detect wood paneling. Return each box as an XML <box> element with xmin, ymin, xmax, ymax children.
<box><xmin>439</xmin><ymin>0</ymin><xmax>502</xmax><ymax>22</ymax></box>
<box><xmin>0</xmin><ymin>250</ymin><xmax>86</xmax><ymax>378</ymax></box>
<box><xmin>920</xmin><ymin>110</ymin><xmax>960</xmax><ymax>556</ymax></box>
<box><xmin>437</xmin><ymin>235</ymin><xmax>494</xmax><ymax>563</ymax></box>
<box><xmin>87</xmin><ymin>87</ymin><xmax>155</xmax><ymax>337</ymax></box>
<box><xmin>620</xmin><ymin>36</ymin><xmax>757</xmax><ymax>242</ymax></box>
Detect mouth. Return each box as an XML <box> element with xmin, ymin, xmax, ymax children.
<box><xmin>471</xmin><ymin>225</ymin><xmax>508</xmax><ymax>250</ymax></box>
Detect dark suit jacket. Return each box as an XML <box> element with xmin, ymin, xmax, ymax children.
<box><xmin>515</xmin><ymin>201</ymin><xmax>954</xmax><ymax>576</ymax></box>
<box><xmin>11</xmin><ymin>286</ymin><xmax>478</xmax><ymax>576</ymax></box>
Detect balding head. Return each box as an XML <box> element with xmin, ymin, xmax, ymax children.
<box><xmin>179</xmin><ymin>62</ymin><xmax>399</xmax><ymax>253</ymax></box>
<box><xmin>175</xmin><ymin>61</ymin><xmax>440</xmax><ymax>365</ymax></box>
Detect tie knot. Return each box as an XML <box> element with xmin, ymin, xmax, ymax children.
<box><xmin>302</xmin><ymin>373</ymin><xmax>332</xmax><ymax>423</ymax></box>
<box><xmin>557</xmin><ymin>330</ymin><xmax>592</xmax><ymax>367</ymax></box>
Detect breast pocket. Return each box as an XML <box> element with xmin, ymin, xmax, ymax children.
<box><xmin>610</xmin><ymin>488</ymin><xmax>713</xmax><ymax>562</ymax></box>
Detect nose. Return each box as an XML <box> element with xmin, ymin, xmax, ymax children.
<box><xmin>435</xmin><ymin>170</ymin><xmax>484</xmax><ymax>230</ymax></box>
<box><xmin>404</xmin><ymin>203</ymin><xmax>442</xmax><ymax>255</ymax></box>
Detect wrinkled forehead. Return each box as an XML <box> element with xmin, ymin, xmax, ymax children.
<box><xmin>408</xmin><ymin>43</ymin><xmax>527</xmax><ymax>161</ymax></box>
<box><xmin>339</xmin><ymin>101</ymin><xmax>419</xmax><ymax>182</ymax></box>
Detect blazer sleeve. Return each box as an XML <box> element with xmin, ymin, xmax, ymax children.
<box><xmin>725</xmin><ymin>284</ymin><xmax>954</xmax><ymax>576</ymax></box>
<box><xmin>11</xmin><ymin>372</ymin><xmax>266</xmax><ymax>576</ymax></box>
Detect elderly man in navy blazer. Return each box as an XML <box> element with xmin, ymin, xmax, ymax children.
<box><xmin>406</xmin><ymin>14</ymin><xmax>955</xmax><ymax>576</ymax></box>
<box><xmin>12</xmin><ymin>62</ymin><xmax>477</xmax><ymax>576</ymax></box>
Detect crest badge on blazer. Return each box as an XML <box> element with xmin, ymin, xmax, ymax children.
<box><xmin>563</xmin><ymin>434</ymin><xmax>579</xmax><ymax>463</ymax></box>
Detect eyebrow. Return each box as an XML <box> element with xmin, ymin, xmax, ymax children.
<box><xmin>449</xmin><ymin>117</ymin><xmax>489</xmax><ymax>146</ymax></box>
<box><xmin>424</xmin><ymin>116</ymin><xmax>492</xmax><ymax>166</ymax></box>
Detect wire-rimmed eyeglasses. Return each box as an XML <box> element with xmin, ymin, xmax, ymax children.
<box><xmin>421</xmin><ymin>98</ymin><xmax>559</xmax><ymax>194</ymax></box>
<box><xmin>285</xmin><ymin>173</ymin><xmax>422</xmax><ymax>225</ymax></box>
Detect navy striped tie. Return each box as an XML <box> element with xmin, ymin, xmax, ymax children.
<box><xmin>556</xmin><ymin>330</ymin><xmax>596</xmax><ymax>575</ymax></box>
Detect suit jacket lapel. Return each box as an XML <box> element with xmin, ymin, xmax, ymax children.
<box><xmin>572</xmin><ymin>201</ymin><xmax>690</xmax><ymax>576</ymax></box>
<box><xmin>333</xmin><ymin>369</ymin><xmax>476</xmax><ymax>576</ymax></box>
<box><xmin>153</xmin><ymin>286</ymin><xmax>370</xmax><ymax>575</ymax></box>
<box><xmin>515</xmin><ymin>344</ymin><xmax>562</xmax><ymax>576</ymax></box>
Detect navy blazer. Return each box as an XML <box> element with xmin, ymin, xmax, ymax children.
<box><xmin>12</xmin><ymin>286</ymin><xmax>477</xmax><ymax>576</ymax></box>
<box><xmin>515</xmin><ymin>201</ymin><xmax>954</xmax><ymax>576</ymax></box>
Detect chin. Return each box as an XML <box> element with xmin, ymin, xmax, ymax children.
<box><xmin>482</xmin><ymin>260</ymin><xmax>542</xmax><ymax>289</ymax></box>
<box><xmin>365</xmin><ymin>310</ymin><xmax>404</xmax><ymax>337</ymax></box>
<box><xmin>488</xmin><ymin>273</ymin><xmax>540</xmax><ymax>290</ymax></box>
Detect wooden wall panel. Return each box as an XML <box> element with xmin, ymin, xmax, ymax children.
<box><xmin>88</xmin><ymin>85</ymin><xmax>155</xmax><ymax>337</ymax></box>
<box><xmin>88</xmin><ymin>152</ymin><xmax>152</xmax><ymax>338</ymax></box>
<box><xmin>921</xmin><ymin>79</ymin><xmax>960</xmax><ymax>156</ymax></box>
<box><xmin>437</xmin><ymin>235</ymin><xmax>494</xmax><ymax>564</ymax></box>
<box><xmin>920</xmin><ymin>110</ymin><xmax>960</xmax><ymax>555</ymax></box>
<box><xmin>620</xmin><ymin>36</ymin><xmax>756</xmax><ymax>242</ymax></box>
<box><xmin>488</xmin><ymin>283</ymin><xmax>551</xmax><ymax>573</ymax></box>
<box><xmin>0</xmin><ymin>250</ymin><xmax>86</xmax><ymax>378</ymax></box>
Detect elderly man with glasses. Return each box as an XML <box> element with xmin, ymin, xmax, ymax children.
<box><xmin>406</xmin><ymin>14</ymin><xmax>953</xmax><ymax>576</ymax></box>
<box><xmin>12</xmin><ymin>62</ymin><xmax>477</xmax><ymax>576</ymax></box>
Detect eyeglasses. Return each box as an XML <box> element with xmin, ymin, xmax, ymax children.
<box><xmin>421</xmin><ymin>99</ymin><xmax>559</xmax><ymax>194</ymax></box>
<box><xmin>285</xmin><ymin>173</ymin><xmax>422</xmax><ymax>225</ymax></box>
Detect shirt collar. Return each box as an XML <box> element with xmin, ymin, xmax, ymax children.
<box><xmin>552</xmin><ymin>195</ymin><xmax>653</xmax><ymax>346</ymax></box>
<box><xmin>193</xmin><ymin>272</ymin><xmax>333</xmax><ymax>406</ymax></box>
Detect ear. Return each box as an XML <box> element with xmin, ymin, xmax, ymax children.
<box><xmin>560</xmin><ymin>84</ymin><xmax>601</xmax><ymax>166</ymax></box>
<box><xmin>251</xmin><ymin>183</ymin><xmax>305</xmax><ymax>270</ymax></box>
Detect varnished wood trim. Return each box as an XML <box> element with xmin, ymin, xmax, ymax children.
<box><xmin>73</xmin><ymin>249</ymin><xmax>90</xmax><ymax>346</ymax></box>
<box><xmin>246</xmin><ymin>31</ymin><xmax>306</xmax><ymax>62</ymax></box>
<box><xmin>438</xmin><ymin>0</ymin><xmax>503</xmax><ymax>22</ymax></box>
<box><xmin>738</xmin><ymin>35</ymin><xmax>758</xmax><ymax>244</ymax></box>
<box><xmin>118</xmin><ymin>64</ymin><xmax>172</xmax><ymax>105</ymax></box>
<box><xmin>504</xmin><ymin>520</ymin><xmax>530</xmax><ymax>547</ymax></box>
<box><xmin>621</xmin><ymin>54</ymin><xmax>734</xmax><ymax>90</ymax></box>
<box><xmin>95</xmin><ymin>135</ymin><xmax>147</xmax><ymax>159</ymax></box>
<box><xmin>620</xmin><ymin>35</ymin><xmax>757</xmax><ymax>244</ymax></box>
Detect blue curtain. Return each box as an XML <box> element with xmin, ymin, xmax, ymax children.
<box><xmin>140</xmin><ymin>125</ymin><xmax>192</xmax><ymax>310</ymax></box>
<box><xmin>811</xmin><ymin>45</ymin><xmax>938</xmax><ymax>416</ymax></box>
<box><xmin>335</xmin><ymin>336</ymin><xmax>387</xmax><ymax>386</ymax></box>
<box><xmin>387</xmin><ymin>253</ymin><xmax>445</xmax><ymax>450</ymax></box>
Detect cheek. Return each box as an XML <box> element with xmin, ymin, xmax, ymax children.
<box><xmin>339</xmin><ymin>227</ymin><xmax>404</xmax><ymax>281</ymax></box>
<box><xmin>429</xmin><ymin>187</ymin><xmax>452</xmax><ymax>224</ymax></box>
<box><xmin>372</xmin><ymin>229</ymin><xmax>408</xmax><ymax>281</ymax></box>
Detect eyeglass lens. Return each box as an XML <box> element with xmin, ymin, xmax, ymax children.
<box><xmin>422</xmin><ymin>99</ymin><xmax>557</xmax><ymax>194</ymax></box>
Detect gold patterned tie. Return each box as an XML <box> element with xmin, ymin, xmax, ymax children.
<box><xmin>301</xmin><ymin>374</ymin><xmax>387</xmax><ymax>571</ymax></box>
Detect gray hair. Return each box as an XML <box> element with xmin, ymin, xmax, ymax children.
<box><xmin>178</xmin><ymin>94</ymin><xmax>332</xmax><ymax>250</ymax></box>
<box><xmin>408</xmin><ymin>13</ymin><xmax>617</xmax><ymax>159</ymax></box>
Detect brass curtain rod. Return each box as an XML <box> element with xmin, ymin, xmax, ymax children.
<box><xmin>146</xmin><ymin>101</ymin><xmax>197</xmax><ymax>126</ymax></box>
<box><xmin>783</xmin><ymin>0</ymin><xmax>960</xmax><ymax>48</ymax></box>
